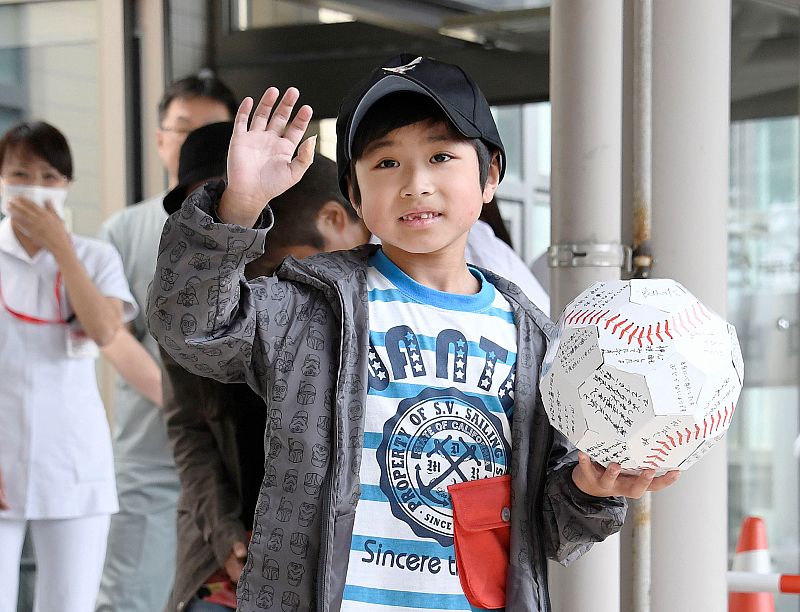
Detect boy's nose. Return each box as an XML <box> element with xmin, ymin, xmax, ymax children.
<box><xmin>400</xmin><ymin>167</ymin><xmax>433</xmax><ymax>198</ymax></box>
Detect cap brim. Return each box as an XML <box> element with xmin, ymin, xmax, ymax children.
<box><xmin>346</xmin><ymin>74</ymin><xmax>481</xmax><ymax>158</ymax></box>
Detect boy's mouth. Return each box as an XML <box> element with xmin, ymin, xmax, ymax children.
<box><xmin>399</xmin><ymin>211</ymin><xmax>441</xmax><ymax>222</ymax></box>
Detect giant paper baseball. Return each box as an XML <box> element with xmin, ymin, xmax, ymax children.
<box><xmin>540</xmin><ymin>279</ymin><xmax>744</xmax><ymax>473</ymax></box>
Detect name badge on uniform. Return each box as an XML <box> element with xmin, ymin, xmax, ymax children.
<box><xmin>66</xmin><ymin>327</ymin><xmax>99</xmax><ymax>359</ymax></box>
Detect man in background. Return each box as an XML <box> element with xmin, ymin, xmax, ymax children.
<box><xmin>95</xmin><ymin>72</ymin><xmax>237</xmax><ymax>612</ymax></box>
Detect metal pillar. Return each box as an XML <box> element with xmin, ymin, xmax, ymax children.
<box><xmin>548</xmin><ymin>1</ymin><xmax>624</xmax><ymax>610</ymax></box>
<box><xmin>649</xmin><ymin>1</ymin><xmax>731</xmax><ymax>611</ymax></box>
<box><xmin>630</xmin><ymin>2</ymin><xmax>653</xmax><ymax>611</ymax></box>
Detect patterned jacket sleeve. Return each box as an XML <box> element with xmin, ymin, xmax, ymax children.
<box><xmin>161</xmin><ymin>346</ymin><xmax>247</xmax><ymax>566</ymax></box>
<box><xmin>541</xmin><ymin>413</ymin><xmax>627</xmax><ymax>566</ymax></box>
<box><xmin>146</xmin><ymin>181</ymin><xmax>302</xmax><ymax>398</ymax></box>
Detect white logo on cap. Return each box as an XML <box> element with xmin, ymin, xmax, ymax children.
<box><xmin>382</xmin><ymin>56</ymin><xmax>423</xmax><ymax>75</ymax></box>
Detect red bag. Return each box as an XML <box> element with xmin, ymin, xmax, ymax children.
<box><xmin>448</xmin><ymin>474</ymin><xmax>512</xmax><ymax>610</ymax></box>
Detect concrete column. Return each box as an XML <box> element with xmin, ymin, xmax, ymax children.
<box><xmin>138</xmin><ymin>0</ymin><xmax>167</xmax><ymax>195</ymax></box>
<box><xmin>649</xmin><ymin>1</ymin><xmax>731</xmax><ymax>611</ymax></box>
<box><xmin>549</xmin><ymin>1</ymin><xmax>623</xmax><ymax>610</ymax></box>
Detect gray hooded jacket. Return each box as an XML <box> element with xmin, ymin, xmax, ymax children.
<box><xmin>147</xmin><ymin>182</ymin><xmax>626</xmax><ymax>612</ymax></box>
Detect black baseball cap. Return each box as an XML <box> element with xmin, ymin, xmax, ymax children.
<box><xmin>163</xmin><ymin>121</ymin><xmax>234</xmax><ymax>214</ymax></box>
<box><xmin>335</xmin><ymin>54</ymin><xmax>506</xmax><ymax>199</ymax></box>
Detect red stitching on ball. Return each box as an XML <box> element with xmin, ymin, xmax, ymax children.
<box><xmin>594</xmin><ymin>310</ymin><xmax>610</xmax><ymax>324</ymax></box>
<box><xmin>613</xmin><ymin>318</ymin><xmax>628</xmax><ymax>334</ymax></box>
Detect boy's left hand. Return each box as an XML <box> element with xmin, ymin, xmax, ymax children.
<box><xmin>572</xmin><ymin>451</ymin><xmax>680</xmax><ymax>499</ymax></box>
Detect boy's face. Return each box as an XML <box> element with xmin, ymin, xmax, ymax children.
<box><xmin>351</xmin><ymin>119</ymin><xmax>499</xmax><ymax>264</ymax></box>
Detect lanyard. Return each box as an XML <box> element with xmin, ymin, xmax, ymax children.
<box><xmin>0</xmin><ymin>270</ymin><xmax>67</xmax><ymax>325</ymax></box>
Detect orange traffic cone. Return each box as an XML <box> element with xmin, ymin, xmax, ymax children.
<box><xmin>729</xmin><ymin>516</ymin><xmax>775</xmax><ymax>612</ymax></box>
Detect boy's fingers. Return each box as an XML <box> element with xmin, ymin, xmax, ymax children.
<box><xmin>234</xmin><ymin>97</ymin><xmax>254</xmax><ymax>134</ymax></box>
<box><xmin>282</xmin><ymin>105</ymin><xmax>314</xmax><ymax>147</ymax></box>
<box><xmin>648</xmin><ymin>470</ymin><xmax>680</xmax><ymax>492</ymax></box>
<box><xmin>598</xmin><ymin>462</ymin><xmax>621</xmax><ymax>490</ymax></box>
<box><xmin>626</xmin><ymin>469</ymin><xmax>656</xmax><ymax>498</ymax></box>
<box><xmin>289</xmin><ymin>136</ymin><xmax>316</xmax><ymax>183</ymax></box>
<box><xmin>250</xmin><ymin>88</ymin><xmax>279</xmax><ymax>132</ymax></box>
<box><xmin>267</xmin><ymin>87</ymin><xmax>300</xmax><ymax>135</ymax></box>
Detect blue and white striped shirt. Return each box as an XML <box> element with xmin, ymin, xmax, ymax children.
<box><xmin>341</xmin><ymin>249</ymin><xmax>517</xmax><ymax>612</ymax></box>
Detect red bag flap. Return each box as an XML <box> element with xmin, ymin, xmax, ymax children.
<box><xmin>449</xmin><ymin>475</ymin><xmax>512</xmax><ymax>610</ymax></box>
<box><xmin>449</xmin><ymin>474</ymin><xmax>512</xmax><ymax>531</ymax></box>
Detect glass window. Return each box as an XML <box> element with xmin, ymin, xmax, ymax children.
<box><xmin>230</xmin><ymin>0</ymin><xmax>333</xmax><ymax>30</ymax></box>
<box><xmin>727</xmin><ymin>116</ymin><xmax>800</xmax><ymax>612</ymax></box>
<box><xmin>492</xmin><ymin>105</ymin><xmax>524</xmax><ymax>182</ymax></box>
<box><xmin>0</xmin><ymin>0</ymin><xmax>104</xmax><ymax>236</ymax></box>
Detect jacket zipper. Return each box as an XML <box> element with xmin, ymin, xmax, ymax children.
<box><xmin>535</xmin><ymin>422</ymin><xmax>554</xmax><ymax>612</ymax></box>
<box><xmin>515</xmin><ymin>312</ymin><xmax>553</xmax><ymax>612</ymax></box>
<box><xmin>316</xmin><ymin>288</ymin><xmax>346</xmax><ymax>611</ymax></box>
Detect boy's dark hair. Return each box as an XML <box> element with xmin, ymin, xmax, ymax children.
<box><xmin>157</xmin><ymin>72</ymin><xmax>238</xmax><ymax>124</ymax></box>
<box><xmin>347</xmin><ymin>92</ymin><xmax>492</xmax><ymax>207</ymax></box>
<box><xmin>0</xmin><ymin>121</ymin><xmax>73</xmax><ymax>180</ymax></box>
<box><xmin>268</xmin><ymin>155</ymin><xmax>359</xmax><ymax>250</ymax></box>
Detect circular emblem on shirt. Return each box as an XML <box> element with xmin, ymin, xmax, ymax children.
<box><xmin>377</xmin><ymin>387</ymin><xmax>510</xmax><ymax>546</ymax></box>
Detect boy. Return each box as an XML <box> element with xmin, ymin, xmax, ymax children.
<box><xmin>148</xmin><ymin>55</ymin><xmax>678</xmax><ymax>612</ymax></box>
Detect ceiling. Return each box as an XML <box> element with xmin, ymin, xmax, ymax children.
<box><xmin>213</xmin><ymin>0</ymin><xmax>799</xmax><ymax>120</ymax></box>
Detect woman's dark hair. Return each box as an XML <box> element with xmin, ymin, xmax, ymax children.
<box><xmin>0</xmin><ymin>121</ymin><xmax>73</xmax><ymax>180</ymax></box>
<box><xmin>348</xmin><ymin>92</ymin><xmax>492</xmax><ymax>206</ymax></box>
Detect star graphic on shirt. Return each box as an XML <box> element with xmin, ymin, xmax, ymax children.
<box><xmin>377</xmin><ymin>371</ymin><xmax>387</xmax><ymax>380</ymax></box>
<box><xmin>455</xmin><ymin>358</ymin><xmax>465</xmax><ymax>369</ymax></box>
<box><xmin>481</xmin><ymin>376</ymin><xmax>491</xmax><ymax>387</ymax></box>
<box><xmin>488</xmin><ymin>351</ymin><xmax>496</xmax><ymax>360</ymax></box>
<box><xmin>457</xmin><ymin>339</ymin><xmax>466</xmax><ymax>348</ymax></box>
<box><xmin>456</xmin><ymin>349</ymin><xmax>465</xmax><ymax>358</ymax></box>
<box><xmin>414</xmin><ymin>363</ymin><xmax>424</xmax><ymax>373</ymax></box>
<box><xmin>405</xmin><ymin>331</ymin><xmax>415</xmax><ymax>342</ymax></box>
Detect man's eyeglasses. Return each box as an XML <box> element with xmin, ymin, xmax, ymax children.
<box><xmin>159</xmin><ymin>125</ymin><xmax>193</xmax><ymax>135</ymax></box>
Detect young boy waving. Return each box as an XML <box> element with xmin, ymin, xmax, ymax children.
<box><xmin>148</xmin><ymin>55</ymin><xmax>678</xmax><ymax>612</ymax></box>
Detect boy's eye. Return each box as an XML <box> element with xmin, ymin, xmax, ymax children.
<box><xmin>376</xmin><ymin>159</ymin><xmax>398</xmax><ymax>169</ymax></box>
<box><xmin>431</xmin><ymin>153</ymin><xmax>452</xmax><ymax>163</ymax></box>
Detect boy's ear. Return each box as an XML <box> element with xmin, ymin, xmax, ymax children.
<box><xmin>482</xmin><ymin>152</ymin><xmax>502</xmax><ymax>203</ymax></box>
<box><xmin>346</xmin><ymin>177</ymin><xmax>363</xmax><ymax>219</ymax></box>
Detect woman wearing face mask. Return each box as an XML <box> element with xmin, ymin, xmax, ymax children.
<box><xmin>0</xmin><ymin>121</ymin><xmax>137</xmax><ymax>612</ymax></box>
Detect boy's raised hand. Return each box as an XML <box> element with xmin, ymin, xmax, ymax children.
<box><xmin>218</xmin><ymin>87</ymin><xmax>315</xmax><ymax>227</ymax></box>
<box><xmin>572</xmin><ymin>451</ymin><xmax>680</xmax><ymax>499</ymax></box>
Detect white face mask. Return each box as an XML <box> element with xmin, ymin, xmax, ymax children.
<box><xmin>0</xmin><ymin>183</ymin><xmax>69</xmax><ymax>219</ymax></box>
